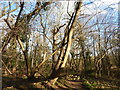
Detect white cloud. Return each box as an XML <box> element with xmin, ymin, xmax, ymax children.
<box><xmin>98</xmin><ymin>0</ymin><xmax>119</xmax><ymax>4</ymax></box>
<box><xmin>61</xmin><ymin>1</ymin><xmax>75</xmax><ymax>13</ymax></box>
<box><xmin>94</xmin><ymin>0</ymin><xmax>119</xmax><ymax>10</ymax></box>
<box><xmin>81</xmin><ymin>7</ymin><xmax>108</xmax><ymax>15</ymax></box>
<box><xmin>82</xmin><ymin>0</ymin><xmax>119</xmax><ymax>15</ymax></box>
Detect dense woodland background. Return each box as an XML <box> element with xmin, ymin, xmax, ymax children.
<box><xmin>0</xmin><ymin>1</ymin><xmax>120</xmax><ymax>89</ymax></box>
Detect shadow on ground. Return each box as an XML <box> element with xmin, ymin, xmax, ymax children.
<box><xmin>2</xmin><ymin>76</ymin><xmax>46</xmax><ymax>90</ymax></box>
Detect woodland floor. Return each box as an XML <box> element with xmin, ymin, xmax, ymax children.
<box><xmin>2</xmin><ymin>69</ymin><xmax>120</xmax><ymax>90</ymax></box>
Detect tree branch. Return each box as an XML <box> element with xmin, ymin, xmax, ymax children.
<box><xmin>15</xmin><ymin>2</ymin><xmax>24</xmax><ymax>26</ymax></box>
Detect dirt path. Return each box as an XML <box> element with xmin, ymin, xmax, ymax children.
<box><xmin>2</xmin><ymin>75</ymin><xmax>85</xmax><ymax>90</ymax></box>
<box><xmin>54</xmin><ymin>75</ymin><xmax>85</xmax><ymax>90</ymax></box>
<box><xmin>55</xmin><ymin>80</ymin><xmax>85</xmax><ymax>90</ymax></box>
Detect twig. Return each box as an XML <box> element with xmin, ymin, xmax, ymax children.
<box><xmin>1</xmin><ymin>59</ymin><xmax>13</xmax><ymax>75</ymax></box>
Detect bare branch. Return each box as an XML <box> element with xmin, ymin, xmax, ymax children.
<box><xmin>15</xmin><ymin>2</ymin><xmax>24</xmax><ymax>26</ymax></box>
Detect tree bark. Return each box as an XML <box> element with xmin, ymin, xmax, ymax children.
<box><xmin>49</xmin><ymin>2</ymin><xmax>82</xmax><ymax>85</ymax></box>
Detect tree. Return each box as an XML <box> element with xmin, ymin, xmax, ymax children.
<box><xmin>49</xmin><ymin>2</ymin><xmax>82</xmax><ymax>84</ymax></box>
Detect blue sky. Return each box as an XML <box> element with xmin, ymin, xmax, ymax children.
<box><xmin>0</xmin><ymin>1</ymin><xmax>119</xmax><ymax>54</ymax></box>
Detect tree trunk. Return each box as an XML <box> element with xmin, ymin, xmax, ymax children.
<box><xmin>52</xmin><ymin>28</ymin><xmax>58</xmax><ymax>69</ymax></box>
<box><xmin>49</xmin><ymin>2</ymin><xmax>82</xmax><ymax>85</ymax></box>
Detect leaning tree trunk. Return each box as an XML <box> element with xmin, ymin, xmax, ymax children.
<box><xmin>52</xmin><ymin>27</ymin><xmax>58</xmax><ymax>69</ymax></box>
<box><xmin>49</xmin><ymin>2</ymin><xmax>82</xmax><ymax>85</ymax></box>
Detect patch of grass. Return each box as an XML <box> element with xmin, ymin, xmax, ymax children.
<box><xmin>82</xmin><ymin>78</ymin><xmax>120</xmax><ymax>90</ymax></box>
<box><xmin>82</xmin><ymin>79</ymin><xmax>94</xmax><ymax>89</ymax></box>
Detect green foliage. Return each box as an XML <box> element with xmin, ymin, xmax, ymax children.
<box><xmin>18</xmin><ymin>28</ymin><xmax>30</xmax><ymax>43</ymax></box>
<box><xmin>19</xmin><ymin>34</ymin><xmax>27</xmax><ymax>42</ymax></box>
<box><xmin>85</xmin><ymin>50</ymin><xmax>91</xmax><ymax>58</ymax></box>
<box><xmin>82</xmin><ymin>79</ymin><xmax>94</xmax><ymax>89</ymax></box>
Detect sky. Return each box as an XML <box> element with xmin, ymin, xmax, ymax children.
<box><xmin>83</xmin><ymin>0</ymin><xmax>119</xmax><ymax>14</ymax></box>
<box><xmin>0</xmin><ymin>0</ymin><xmax>119</xmax><ymax>15</ymax></box>
<box><xmin>0</xmin><ymin>0</ymin><xmax>119</xmax><ymax>53</ymax></box>
<box><xmin>0</xmin><ymin>0</ymin><xmax>119</xmax><ymax>30</ymax></box>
